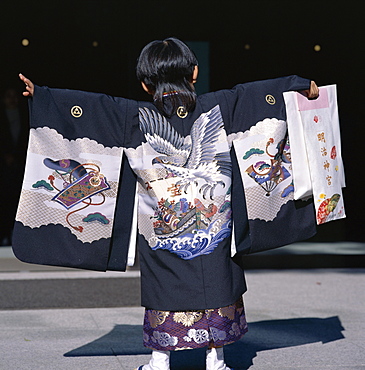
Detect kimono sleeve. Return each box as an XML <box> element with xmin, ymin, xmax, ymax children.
<box><xmin>12</xmin><ymin>85</ymin><xmax>137</xmax><ymax>271</ymax></box>
<box><xmin>217</xmin><ymin>76</ymin><xmax>317</xmax><ymax>255</ymax></box>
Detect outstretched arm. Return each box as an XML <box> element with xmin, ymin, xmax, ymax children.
<box><xmin>19</xmin><ymin>73</ymin><xmax>34</xmax><ymax>97</ymax></box>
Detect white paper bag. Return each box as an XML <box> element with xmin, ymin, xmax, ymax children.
<box><xmin>284</xmin><ymin>85</ymin><xmax>346</xmax><ymax>224</ymax></box>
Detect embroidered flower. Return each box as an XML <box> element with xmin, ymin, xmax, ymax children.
<box><xmin>229</xmin><ymin>322</ymin><xmax>241</xmax><ymax>337</ymax></box>
<box><xmin>173</xmin><ymin>311</ymin><xmax>203</xmax><ymax>327</ymax></box>
<box><xmin>205</xmin><ymin>309</ymin><xmax>214</xmax><ymax>319</ymax></box>
<box><xmin>194</xmin><ymin>329</ymin><xmax>210</xmax><ymax>343</ymax></box>
<box><xmin>152</xmin><ymin>331</ymin><xmax>178</xmax><ymax>347</ymax></box>
<box><xmin>148</xmin><ymin>310</ymin><xmax>169</xmax><ymax>328</ymax></box>
<box><xmin>218</xmin><ymin>305</ymin><xmax>236</xmax><ymax>320</ymax></box>
<box><xmin>186</xmin><ymin>329</ymin><xmax>196</xmax><ymax>338</ymax></box>
<box><xmin>156</xmin><ymin>332</ymin><xmax>170</xmax><ymax>347</ymax></box>
<box><xmin>185</xmin><ymin>328</ymin><xmax>209</xmax><ymax>344</ymax></box>
<box><xmin>210</xmin><ymin>327</ymin><xmax>227</xmax><ymax>342</ymax></box>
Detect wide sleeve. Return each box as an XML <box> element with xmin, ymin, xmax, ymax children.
<box><xmin>218</xmin><ymin>75</ymin><xmax>311</xmax><ymax>134</ymax></box>
<box><xmin>215</xmin><ymin>76</ymin><xmax>317</xmax><ymax>255</ymax></box>
<box><xmin>12</xmin><ymin>85</ymin><xmax>137</xmax><ymax>271</ymax></box>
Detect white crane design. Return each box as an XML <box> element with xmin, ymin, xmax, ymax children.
<box><xmin>139</xmin><ymin>105</ymin><xmax>231</xmax><ymax>199</ymax></box>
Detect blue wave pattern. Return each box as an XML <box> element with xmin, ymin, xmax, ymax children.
<box><xmin>151</xmin><ymin>219</ymin><xmax>232</xmax><ymax>260</ymax></box>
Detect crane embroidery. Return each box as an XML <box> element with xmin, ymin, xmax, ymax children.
<box><xmin>139</xmin><ymin>105</ymin><xmax>231</xmax><ymax>200</ymax></box>
<box><xmin>138</xmin><ymin>105</ymin><xmax>232</xmax><ymax>260</ymax></box>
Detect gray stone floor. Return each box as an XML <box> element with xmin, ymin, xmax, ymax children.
<box><xmin>0</xmin><ymin>244</ymin><xmax>364</xmax><ymax>369</ymax></box>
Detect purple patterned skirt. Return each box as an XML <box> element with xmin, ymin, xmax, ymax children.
<box><xmin>143</xmin><ymin>297</ymin><xmax>248</xmax><ymax>351</ymax></box>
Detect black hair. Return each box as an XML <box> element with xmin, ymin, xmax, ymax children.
<box><xmin>136</xmin><ymin>37</ymin><xmax>198</xmax><ymax>117</ymax></box>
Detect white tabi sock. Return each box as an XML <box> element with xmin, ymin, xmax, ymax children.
<box><xmin>206</xmin><ymin>347</ymin><xmax>231</xmax><ymax>370</ymax></box>
<box><xmin>141</xmin><ymin>350</ymin><xmax>170</xmax><ymax>370</ymax></box>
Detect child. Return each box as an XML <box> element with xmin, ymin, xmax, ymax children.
<box><xmin>19</xmin><ymin>37</ymin><xmax>318</xmax><ymax>370</ymax></box>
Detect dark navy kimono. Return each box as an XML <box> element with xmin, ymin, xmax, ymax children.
<box><xmin>12</xmin><ymin>75</ymin><xmax>316</xmax><ymax>311</ymax></box>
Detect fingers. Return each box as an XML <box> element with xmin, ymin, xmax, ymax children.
<box><xmin>19</xmin><ymin>73</ymin><xmax>31</xmax><ymax>87</ymax></box>
<box><xmin>19</xmin><ymin>73</ymin><xmax>34</xmax><ymax>97</ymax></box>
<box><xmin>308</xmin><ymin>80</ymin><xmax>319</xmax><ymax>99</ymax></box>
<box><xmin>24</xmin><ymin>86</ymin><xmax>32</xmax><ymax>97</ymax></box>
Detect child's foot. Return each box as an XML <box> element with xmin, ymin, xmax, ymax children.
<box><xmin>134</xmin><ymin>350</ymin><xmax>170</xmax><ymax>370</ymax></box>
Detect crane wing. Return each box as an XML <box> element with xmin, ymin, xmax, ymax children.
<box><xmin>186</xmin><ymin>105</ymin><xmax>224</xmax><ymax>169</ymax></box>
<box><xmin>139</xmin><ymin>107</ymin><xmax>190</xmax><ymax>158</ymax></box>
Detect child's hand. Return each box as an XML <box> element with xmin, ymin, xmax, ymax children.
<box><xmin>19</xmin><ymin>73</ymin><xmax>34</xmax><ymax>97</ymax></box>
<box><xmin>302</xmin><ymin>80</ymin><xmax>319</xmax><ymax>99</ymax></box>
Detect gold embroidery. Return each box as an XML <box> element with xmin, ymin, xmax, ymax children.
<box><xmin>205</xmin><ymin>309</ymin><xmax>214</xmax><ymax>319</ymax></box>
<box><xmin>218</xmin><ymin>305</ymin><xmax>236</xmax><ymax>320</ymax></box>
<box><xmin>71</xmin><ymin>105</ymin><xmax>83</xmax><ymax>118</ymax></box>
<box><xmin>148</xmin><ymin>310</ymin><xmax>169</xmax><ymax>328</ymax></box>
<box><xmin>173</xmin><ymin>311</ymin><xmax>203</xmax><ymax>326</ymax></box>
<box><xmin>265</xmin><ymin>94</ymin><xmax>276</xmax><ymax>105</ymax></box>
<box><xmin>235</xmin><ymin>297</ymin><xmax>244</xmax><ymax>315</ymax></box>
<box><xmin>177</xmin><ymin>106</ymin><xmax>188</xmax><ymax>118</ymax></box>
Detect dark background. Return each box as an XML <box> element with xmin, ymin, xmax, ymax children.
<box><xmin>1</xmin><ymin>0</ymin><xmax>363</xmax><ymax>242</ymax></box>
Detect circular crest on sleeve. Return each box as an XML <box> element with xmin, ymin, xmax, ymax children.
<box><xmin>71</xmin><ymin>105</ymin><xmax>83</xmax><ymax>118</ymax></box>
<box><xmin>265</xmin><ymin>95</ymin><xmax>276</xmax><ymax>105</ymax></box>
